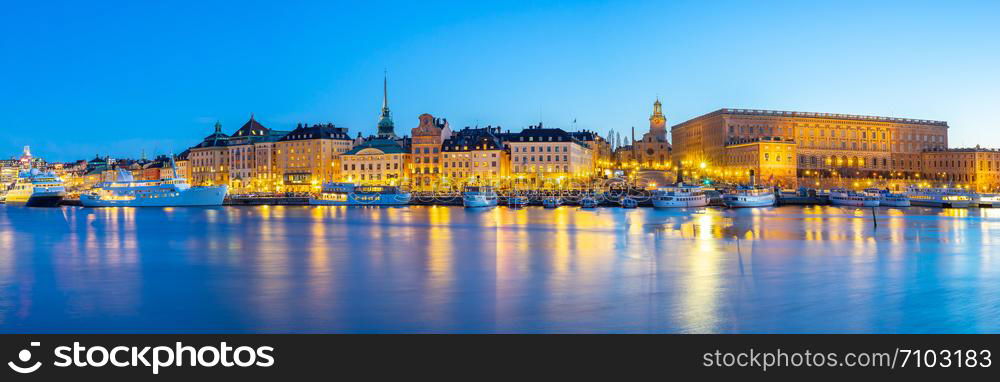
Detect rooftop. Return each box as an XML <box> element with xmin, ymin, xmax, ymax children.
<box><xmin>675</xmin><ymin>108</ymin><xmax>949</xmax><ymax>127</ymax></box>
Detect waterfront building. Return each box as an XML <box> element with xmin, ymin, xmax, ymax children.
<box><xmin>226</xmin><ymin>115</ymin><xmax>290</xmax><ymax>193</ymax></box>
<box><xmin>339</xmin><ymin>138</ymin><xmax>410</xmax><ymax>185</ymax></box>
<box><xmin>507</xmin><ymin>123</ymin><xmax>594</xmax><ymax>187</ymax></box>
<box><xmin>174</xmin><ymin>150</ymin><xmax>191</xmax><ymax>181</ymax></box>
<box><xmin>441</xmin><ymin>126</ymin><xmax>509</xmax><ymax>188</ymax></box>
<box><xmin>570</xmin><ymin>130</ymin><xmax>613</xmax><ymax>172</ymax></box>
<box><xmin>672</xmin><ymin>108</ymin><xmax>949</xmax><ymax>187</ymax></box>
<box><xmin>722</xmin><ymin>137</ymin><xmax>798</xmax><ymax>186</ymax></box>
<box><xmin>275</xmin><ymin>123</ymin><xmax>353</xmax><ymax>192</ymax></box>
<box><xmin>189</xmin><ymin>121</ymin><xmax>230</xmax><ymax>186</ymax></box>
<box><xmin>409</xmin><ymin>113</ymin><xmax>451</xmax><ymax>190</ymax></box>
<box><xmin>922</xmin><ymin>146</ymin><xmax>1000</xmax><ymax>192</ymax></box>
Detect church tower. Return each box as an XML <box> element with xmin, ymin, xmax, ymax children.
<box><xmin>648</xmin><ymin>98</ymin><xmax>667</xmax><ymax>140</ymax></box>
<box><xmin>376</xmin><ymin>73</ymin><xmax>396</xmax><ymax>139</ymax></box>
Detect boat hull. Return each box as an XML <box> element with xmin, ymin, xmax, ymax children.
<box><xmin>309</xmin><ymin>193</ymin><xmax>411</xmax><ymax>206</ymax></box>
<box><xmin>831</xmin><ymin>199</ymin><xmax>880</xmax><ymax>207</ymax></box>
<box><xmin>4</xmin><ymin>192</ymin><xmax>65</xmax><ymax>207</ymax></box>
<box><xmin>652</xmin><ymin>198</ymin><xmax>709</xmax><ymax>208</ymax></box>
<box><xmin>723</xmin><ymin>195</ymin><xmax>775</xmax><ymax>208</ymax></box>
<box><xmin>910</xmin><ymin>199</ymin><xmax>971</xmax><ymax>208</ymax></box>
<box><xmin>464</xmin><ymin>195</ymin><xmax>497</xmax><ymax>208</ymax></box>
<box><xmin>81</xmin><ymin>186</ymin><xmax>227</xmax><ymax>207</ymax></box>
<box><xmin>879</xmin><ymin>199</ymin><xmax>911</xmax><ymax>207</ymax></box>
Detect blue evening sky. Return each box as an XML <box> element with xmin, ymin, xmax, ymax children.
<box><xmin>2</xmin><ymin>0</ymin><xmax>998</xmax><ymax>161</ymax></box>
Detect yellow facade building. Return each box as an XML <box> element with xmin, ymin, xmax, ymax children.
<box><xmin>440</xmin><ymin>127</ymin><xmax>509</xmax><ymax>188</ymax></box>
<box><xmin>275</xmin><ymin>123</ymin><xmax>353</xmax><ymax>192</ymax></box>
<box><xmin>508</xmin><ymin>123</ymin><xmax>594</xmax><ymax>187</ymax></box>
<box><xmin>722</xmin><ymin>137</ymin><xmax>798</xmax><ymax>187</ymax></box>
<box><xmin>226</xmin><ymin>115</ymin><xmax>290</xmax><ymax>193</ymax></box>
<box><xmin>409</xmin><ymin>113</ymin><xmax>451</xmax><ymax>190</ymax></box>
<box><xmin>672</xmin><ymin>109</ymin><xmax>949</xmax><ymax>187</ymax></box>
<box><xmin>189</xmin><ymin>122</ymin><xmax>230</xmax><ymax>186</ymax></box>
<box><xmin>340</xmin><ymin>138</ymin><xmax>410</xmax><ymax>185</ymax></box>
<box><xmin>922</xmin><ymin>147</ymin><xmax>1000</xmax><ymax>192</ymax></box>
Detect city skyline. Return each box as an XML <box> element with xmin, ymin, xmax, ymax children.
<box><xmin>3</xmin><ymin>1</ymin><xmax>1000</xmax><ymax>161</ymax></box>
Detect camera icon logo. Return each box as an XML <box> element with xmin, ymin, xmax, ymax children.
<box><xmin>8</xmin><ymin>342</ymin><xmax>42</xmax><ymax>374</ymax></box>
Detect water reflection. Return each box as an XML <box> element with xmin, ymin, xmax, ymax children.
<box><xmin>0</xmin><ymin>204</ymin><xmax>998</xmax><ymax>333</ymax></box>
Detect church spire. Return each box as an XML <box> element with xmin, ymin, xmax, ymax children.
<box><xmin>382</xmin><ymin>70</ymin><xmax>388</xmax><ymax>110</ymax></box>
<box><xmin>377</xmin><ymin>71</ymin><xmax>396</xmax><ymax>138</ymax></box>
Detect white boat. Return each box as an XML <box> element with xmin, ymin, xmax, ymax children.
<box><xmin>507</xmin><ymin>195</ymin><xmax>528</xmax><ymax>208</ymax></box>
<box><xmin>722</xmin><ymin>186</ymin><xmax>776</xmax><ymax>208</ymax></box>
<box><xmin>542</xmin><ymin>196</ymin><xmax>562</xmax><ymax>208</ymax></box>
<box><xmin>652</xmin><ymin>183</ymin><xmax>709</xmax><ymax>208</ymax></box>
<box><xmin>620</xmin><ymin>196</ymin><xmax>638</xmax><ymax>208</ymax></box>
<box><xmin>4</xmin><ymin>169</ymin><xmax>66</xmax><ymax>207</ymax></box>
<box><xmin>80</xmin><ymin>168</ymin><xmax>227</xmax><ymax>207</ymax></box>
<box><xmin>579</xmin><ymin>195</ymin><xmax>599</xmax><ymax>208</ymax></box>
<box><xmin>863</xmin><ymin>188</ymin><xmax>910</xmax><ymax>207</ymax></box>
<box><xmin>463</xmin><ymin>186</ymin><xmax>498</xmax><ymax>208</ymax></box>
<box><xmin>971</xmin><ymin>193</ymin><xmax>1000</xmax><ymax>208</ymax></box>
<box><xmin>905</xmin><ymin>187</ymin><xmax>973</xmax><ymax>208</ymax></box>
<box><xmin>309</xmin><ymin>182</ymin><xmax>411</xmax><ymax>206</ymax></box>
<box><xmin>829</xmin><ymin>188</ymin><xmax>880</xmax><ymax>207</ymax></box>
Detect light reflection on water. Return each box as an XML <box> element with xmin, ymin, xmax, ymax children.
<box><xmin>0</xmin><ymin>204</ymin><xmax>998</xmax><ymax>333</ymax></box>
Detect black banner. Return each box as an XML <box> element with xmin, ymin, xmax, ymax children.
<box><xmin>1</xmin><ymin>335</ymin><xmax>997</xmax><ymax>379</ymax></box>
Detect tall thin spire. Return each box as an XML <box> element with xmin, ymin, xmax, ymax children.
<box><xmin>382</xmin><ymin>70</ymin><xmax>388</xmax><ymax>109</ymax></box>
<box><xmin>377</xmin><ymin>70</ymin><xmax>396</xmax><ymax>138</ymax></box>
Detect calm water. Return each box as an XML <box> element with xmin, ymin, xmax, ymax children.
<box><xmin>1</xmin><ymin>204</ymin><xmax>998</xmax><ymax>333</ymax></box>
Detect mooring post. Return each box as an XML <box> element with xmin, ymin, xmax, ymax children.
<box><xmin>871</xmin><ymin>206</ymin><xmax>878</xmax><ymax>228</ymax></box>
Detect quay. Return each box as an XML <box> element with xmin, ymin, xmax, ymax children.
<box><xmin>42</xmin><ymin>190</ymin><xmax>829</xmax><ymax>207</ymax></box>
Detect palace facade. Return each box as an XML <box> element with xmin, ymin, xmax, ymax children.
<box><xmin>672</xmin><ymin>108</ymin><xmax>950</xmax><ymax>187</ymax></box>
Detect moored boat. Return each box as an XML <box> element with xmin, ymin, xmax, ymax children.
<box><xmin>579</xmin><ymin>195</ymin><xmax>599</xmax><ymax>208</ymax></box>
<box><xmin>829</xmin><ymin>188</ymin><xmax>880</xmax><ymax>207</ymax></box>
<box><xmin>507</xmin><ymin>195</ymin><xmax>528</xmax><ymax>208</ymax></box>
<box><xmin>80</xmin><ymin>168</ymin><xmax>227</xmax><ymax>207</ymax></box>
<box><xmin>309</xmin><ymin>182</ymin><xmax>411</xmax><ymax>206</ymax></box>
<box><xmin>463</xmin><ymin>186</ymin><xmax>498</xmax><ymax>208</ymax></box>
<box><xmin>542</xmin><ymin>196</ymin><xmax>562</xmax><ymax>208</ymax></box>
<box><xmin>972</xmin><ymin>193</ymin><xmax>1000</xmax><ymax>208</ymax></box>
<box><xmin>864</xmin><ymin>188</ymin><xmax>910</xmax><ymax>207</ymax></box>
<box><xmin>4</xmin><ymin>169</ymin><xmax>66</xmax><ymax>207</ymax></box>
<box><xmin>652</xmin><ymin>183</ymin><xmax>709</xmax><ymax>208</ymax></box>
<box><xmin>620</xmin><ymin>196</ymin><xmax>638</xmax><ymax>209</ymax></box>
<box><xmin>905</xmin><ymin>187</ymin><xmax>972</xmax><ymax>208</ymax></box>
<box><xmin>722</xmin><ymin>185</ymin><xmax>776</xmax><ymax>208</ymax></box>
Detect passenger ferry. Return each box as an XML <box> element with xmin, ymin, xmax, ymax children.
<box><xmin>309</xmin><ymin>182</ymin><xmax>411</xmax><ymax>206</ymax></box>
<box><xmin>829</xmin><ymin>188</ymin><xmax>880</xmax><ymax>207</ymax></box>
<box><xmin>80</xmin><ymin>169</ymin><xmax>227</xmax><ymax>207</ymax></box>
<box><xmin>722</xmin><ymin>186</ymin><xmax>776</xmax><ymax>208</ymax></box>
<box><xmin>463</xmin><ymin>186</ymin><xmax>498</xmax><ymax>208</ymax></box>
<box><xmin>542</xmin><ymin>196</ymin><xmax>562</xmax><ymax>208</ymax></box>
<box><xmin>863</xmin><ymin>188</ymin><xmax>911</xmax><ymax>207</ymax></box>
<box><xmin>651</xmin><ymin>183</ymin><xmax>709</xmax><ymax>208</ymax></box>
<box><xmin>579</xmin><ymin>195</ymin><xmax>599</xmax><ymax>208</ymax></box>
<box><xmin>905</xmin><ymin>187</ymin><xmax>973</xmax><ymax>208</ymax></box>
<box><xmin>507</xmin><ymin>195</ymin><xmax>528</xmax><ymax>208</ymax></box>
<box><xmin>4</xmin><ymin>169</ymin><xmax>66</xmax><ymax>207</ymax></box>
